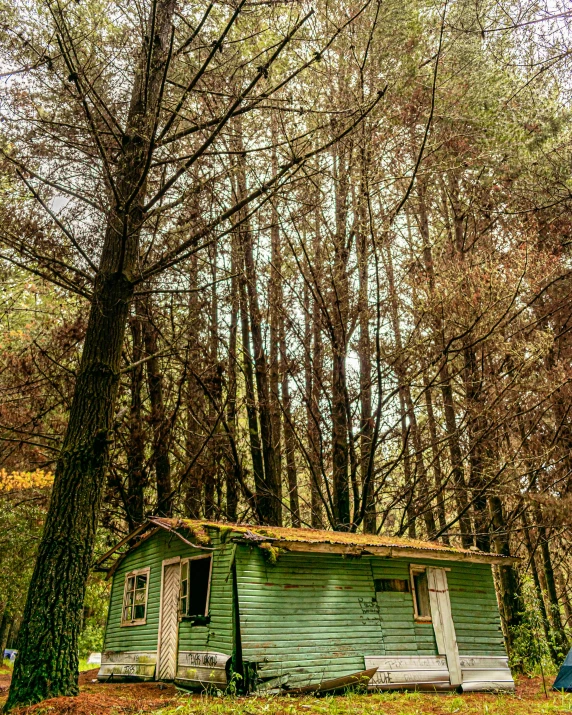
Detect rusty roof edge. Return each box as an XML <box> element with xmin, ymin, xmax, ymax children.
<box><xmin>248</xmin><ymin>537</ymin><xmax>520</xmax><ymax>565</ymax></box>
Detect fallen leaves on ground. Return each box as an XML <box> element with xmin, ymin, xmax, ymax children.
<box><xmin>1</xmin><ymin>672</ymin><xmax>571</xmax><ymax>715</ymax></box>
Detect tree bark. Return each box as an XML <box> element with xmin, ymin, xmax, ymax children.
<box><xmin>416</xmin><ymin>185</ymin><xmax>472</xmax><ymax>547</ymax></box>
<box><xmin>522</xmin><ymin>510</ymin><xmax>559</xmax><ymax>664</ymax></box>
<box><xmin>330</xmin><ymin>140</ymin><xmax>351</xmax><ymax>529</ymax></box>
<box><xmin>141</xmin><ymin>297</ymin><xmax>172</xmax><ymax>517</ymax></box>
<box><xmin>0</xmin><ymin>609</ymin><xmax>11</xmax><ymax>660</ymax></box>
<box><xmin>125</xmin><ymin>305</ymin><xmax>146</xmax><ymax>528</ymax></box>
<box><xmin>236</xmin><ymin>143</ymin><xmax>281</xmax><ymax>526</ymax></box>
<box><xmin>534</xmin><ymin>504</ymin><xmax>569</xmax><ymax>654</ymax></box>
<box><xmin>5</xmin><ymin>0</ymin><xmax>175</xmax><ymax>706</ymax></box>
<box><xmin>307</xmin><ymin>205</ymin><xmax>324</xmax><ymax>528</ymax></box>
<box><xmin>184</xmin><ymin>254</ymin><xmax>205</xmax><ymax>519</ymax></box>
<box><xmin>225</xmin><ymin>238</ymin><xmax>240</xmax><ymax>522</ymax></box>
<box><xmin>239</xmin><ymin>264</ymin><xmax>266</xmax><ymax>520</ymax></box>
<box><xmin>423</xmin><ymin>372</ymin><xmax>450</xmax><ymax>544</ymax></box>
<box><xmin>489</xmin><ymin>494</ymin><xmax>524</xmax><ymax>657</ymax></box>
<box><xmin>355</xmin><ymin>155</ymin><xmax>375</xmax><ymax>534</ymax></box>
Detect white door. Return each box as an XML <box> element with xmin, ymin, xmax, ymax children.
<box><xmin>427</xmin><ymin>567</ymin><xmax>462</xmax><ymax>687</ymax></box>
<box><xmin>157</xmin><ymin>559</ymin><xmax>181</xmax><ymax>680</ymax></box>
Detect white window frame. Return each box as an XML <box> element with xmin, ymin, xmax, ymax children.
<box><xmin>179</xmin><ymin>554</ymin><xmax>213</xmax><ymax>619</ymax></box>
<box><xmin>410</xmin><ymin>565</ymin><xmax>432</xmax><ymax>623</ymax></box>
<box><xmin>121</xmin><ymin>567</ymin><xmax>150</xmax><ymax>626</ymax></box>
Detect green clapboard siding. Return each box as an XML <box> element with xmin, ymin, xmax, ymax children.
<box><xmin>235</xmin><ymin>548</ymin><xmax>506</xmax><ymax>688</ymax></box>
<box><xmin>104</xmin><ymin>528</ymin><xmax>234</xmax><ymax>656</ymax></box>
<box><xmin>235</xmin><ymin>548</ymin><xmax>384</xmax><ymax>687</ymax></box>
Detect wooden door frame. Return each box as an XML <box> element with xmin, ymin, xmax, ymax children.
<box><xmin>156</xmin><ymin>556</ymin><xmax>181</xmax><ymax>681</ymax></box>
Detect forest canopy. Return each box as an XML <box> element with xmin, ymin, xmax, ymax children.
<box><xmin>0</xmin><ymin>0</ymin><xmax>571</xmax><ymax>707</ymax></box>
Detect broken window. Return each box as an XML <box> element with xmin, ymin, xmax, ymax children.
<box><xmin>122</xmin><ymin>568</ymin><xmax>149</xmax><ymax>625</ymax></box>
<box><xmin>180</xmin><ymin>555</ymin><xmax>212</xmax><ymax>618</ymax></box>
<box><xmin>374</xmin><ymin>578</ymin><xmax>410</xmax><ymax>593</ymax></box>
<box><xmin>410</xmin><ymin>566</ymin><xmax>431</xmax><ymax>621</ymax></box>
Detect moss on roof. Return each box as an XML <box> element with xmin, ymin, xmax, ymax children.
<box><xmin>151</xmin><ymin>517</ymin><xmax>498</xmax><ymax>559</ymax></box>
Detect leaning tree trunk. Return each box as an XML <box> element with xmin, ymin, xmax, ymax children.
<box><xmin>5</xmin><ymin>0</ymin><xmax>175</xmax><ymax>707</ymax></box>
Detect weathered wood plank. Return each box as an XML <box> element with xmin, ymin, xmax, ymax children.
<box><xmin>175</xmin><ymin>651</ymin><xmax>229</xmax><ymax>688</ymax></box>
<box><xmin>98</xmin><ymin>651</ymin><xmax>157</xmax><ymax>681</ymax></box>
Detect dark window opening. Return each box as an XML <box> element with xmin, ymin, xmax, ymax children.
<box><xmin>374</xmin><ymin>578</ymin><xmax>410</xmax><ymax>593</ymax></box>
<box><xmin>412</xmin><ymin>569</ymin><xmax>431</xmax><ymax>619</ymax></box>
<box><xmin>180</xmin><ymin>556</ymin><xmax>212</xmax><ymax>618</ymax></box>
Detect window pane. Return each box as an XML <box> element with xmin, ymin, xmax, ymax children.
<box><xmin>136</xmin><ymin>574</ymin><xmax>147</xmax><ymax>590</ymax></box>
<box><xmin>124</xmin><ymin>571</ymin><xmax>148</xmax><ymax>623</ymax></box>
<box><xmin>181</xmin><ymin>596</ymin><xmax>187</xmax><ymax>615</ymax></box>
<box><xmin>188</xmin><ymin>557</ymin><xmax>212</xmax><ymax>616</ymax></box>
<box><xmin>181</xmin><ymin>580</ymin><xmax>188</xmax><ymax>597</ymax></box>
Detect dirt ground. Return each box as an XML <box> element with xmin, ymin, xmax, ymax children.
<box><xmin>0</xmin><ymin>668</ymin><xmax>570</xmax><ymax>715</ymax></box>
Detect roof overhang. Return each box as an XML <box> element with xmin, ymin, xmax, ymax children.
<box><xmin>265</xmin><ymin>539</ymin><xmax>519</xmax><ymax>564</ymax></box>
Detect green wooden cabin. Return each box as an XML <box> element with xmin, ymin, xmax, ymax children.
<box><xmin>97</xmin><ymin>518</ymin><xmax>516</xmax><ymax>693</ymax></box>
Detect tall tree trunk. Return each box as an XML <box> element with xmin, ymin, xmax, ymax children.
<box><xmin>0</xmin><ymin>608</ymin><xmax>11</xmax><ymax>660</ymax></box>
<box><xmin>534</xmin><ymin>504</ymin><xmax>569</xmax><ymax>654</ymax></box>
<box><xmin>6</xmin><ymin>1</ymin><xmax>175</xmax><ymax>706</ymax></box>
<box><xmin>268</xmin><ymin>119</ymin><xmax>283</xmax><ymax>509</ymax></box>
<box><xmin>489</xmin><ymin>494</ymin><xmax>524</xmax><ymax>657</ymax></box>
<box><xmin>307</xmin><ymin>206</ymin><xmax>324</xmax><ymax>528</ymax></box>
<box><xmin>355</xmin><ymin>155</ymin><xmax>375</xmax><ymax>533</ymax></box>
<box><xmin>142</xmin><ymin>297</ymin><xmax>172</xmax><ymax>517</ymax></box>
<box><xmin>558</xmin><ymin>569</ymin><xmax>572</xmax><ymax>629</ymax></box>
<box><xmin>126</xmin><ymin>304</ymin><xmax>146</xmax><ymax>528</ymax></box>
<box><xmin>330</xmin><ymin>141</ymin><xmax>351</xmax><ymax>529</ymax></box>
<box><xmin>235</xmin><ymin>138</ymin><xmax>281</xmax><ymax>525</ymax></box>
<box><xmin>225</xmin><ymin>239</ymin><xmax>240</xmax><ymax>522</ymax></box>
<box><xmin>522</xmin><ymin>510</ymin><xmax>559</xmax><ymax>664</ymax></box>
<box><xmin>463</xmin><ymin>343</ymin><xmax>490</xmax><ymax>552</ymax></box>
<box><xmin>423</xmin><ymin>372</ymin><xmax>449</xmax><ymax>544</ymax></box>
<box><xmin>239</xmin><ymin>266</ymin><xmax>266</xmax><ymax>521</ymax></box>
<box><xmin>203</xmin><ymin>242</ymin><xmax>219</xmax><ymax>518</ymax></box>
<box><xmin>416</xmin><ymin>185</ymin><xmax>473</xmax><ymax>547</ymax></box>
<box><xmin>184</xmin><ymin>254</ymin><xmax>205</xmax><ymax>519</ymax></box>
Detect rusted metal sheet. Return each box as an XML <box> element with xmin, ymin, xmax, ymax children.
<box><xmin>175</xmin><ymin>651</ymin><xmax>229</xmax><ymax>689</ymax></box>
<box><xmin>365</xmin><ymin>655</ymin><xmax>451</xmax><ymax>690</ymax></box>
<box><xmin>460</xmin><ymin>655</ymin><xmax>514</xmax><ymax>692</ymax></box>
<box><xmin>98</xmin><ymin>651</ymin><xmax>156</xmax><ymax>680</ymax></box>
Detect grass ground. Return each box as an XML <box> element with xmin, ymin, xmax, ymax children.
<box><xmin>1</xmin><ymin>668</ymin><xmax>571</xmax><ymax>715</ymax></box>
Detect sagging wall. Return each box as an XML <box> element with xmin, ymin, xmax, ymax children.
<box><xmin>234</xmin><ymin>546</ymin><xmax>506</xmax><ymax>690</ymax></box>
<box><xmin>101</xmin><ymin>528</ymin><xmax>234</xmax><ymax>680</ymax></box>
